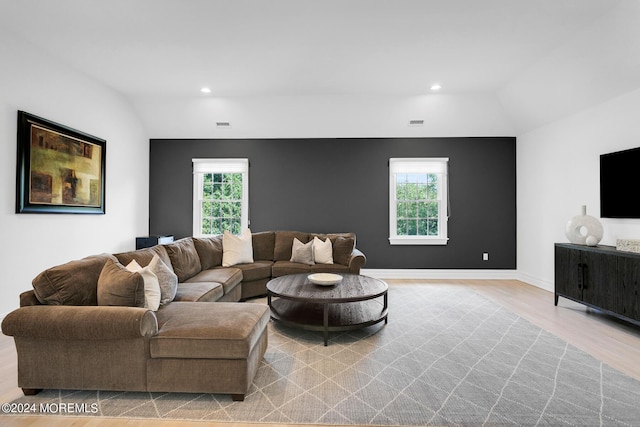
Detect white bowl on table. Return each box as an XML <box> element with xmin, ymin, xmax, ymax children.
<box><xmin>307</xmin><ymin>273</ymin><xmax>342</xmax><ymax>286</ymax></box>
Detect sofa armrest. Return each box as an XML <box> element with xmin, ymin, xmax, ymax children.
<box><xmin>2</xmin><ymin>305</ymin><xmax>158</xmax><ymax>340</ymax></box>
<box><xmin>348</xmin><ymin>248</ymin><xmax>367</xmax><ymax>274</ymax></box>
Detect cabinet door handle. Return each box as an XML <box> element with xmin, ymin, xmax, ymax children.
<box><xmin>582</xmin><ymin>264</ymin><xmax>588</xmax><ymax>289</ymax></box>
<box><xmin>577</xmin><ymin>263</ymin><xmax>583</xmax><ymax>290</ymax></box>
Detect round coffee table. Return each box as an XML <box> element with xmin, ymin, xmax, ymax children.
<box><xmin>266</xmin><ymin>273</ymin><xmax>388</xmax><ymax>346</ymax></box>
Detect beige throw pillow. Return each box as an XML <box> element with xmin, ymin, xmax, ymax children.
<box><xmin>313</xmin><ymin>236</ymin><xmax>334</xmax><ymax>264</ymax></box>
<box><xmin>290</xmin><ymin>238</ymin><xmax>315</xmax><ymax>265</ymax></box>
<box><xmin>126</xmin><ymin>260</ymin><xmax>161</xmax><ymax>311</ymax></box>
<box><xmin>222</xmin><ymin>228</ymin><xmax>254</xmax><ymax>267</ymax></box>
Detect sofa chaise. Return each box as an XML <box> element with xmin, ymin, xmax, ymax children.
<box><xmin>1</xmin><ymin>230</ymin><xmax>366</xmax><ymax>401</ymax></box>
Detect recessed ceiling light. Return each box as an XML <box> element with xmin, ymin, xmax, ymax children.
<box><xmin>201</xmin><ymin>87</ymin><xmax>211</xmax><ymax>94</ymax></box>
<box><xmin>430</xmin><ymin>84</ymin><xmax>442</xmax><ymax>91</ymax></box>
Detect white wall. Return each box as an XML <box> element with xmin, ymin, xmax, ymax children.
<box><xmin>498</xmin><ymin>0</ymin><xmax>640</xmax><ymax>134</ymax></box>
<box><xmin>0</xmin><ymin>30</ymin><xmax>149</xmax><ymax>316</ymax></box>
<box><xmin>132</xmin><ymin>92</ymin><xmax>516</xmax><ymax>139</ymax></box>
<box><xmin>517</xmin><ymin>87</ymin><xmax>640</xmax><ymax>291</ymax></box>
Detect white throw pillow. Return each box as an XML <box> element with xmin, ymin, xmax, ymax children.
<box><xmin>313</xmin><ymin>236</ymin><xmax>334</xmax><ymax>264</ymax></box>
<box><xmin>290</xmin><ymin>237</ymin><xmax>315</xmax><ymax>265</ymax></box>
<box><xmin>126</xmin><ymin>260</ymin><xmax>161</xmax><ymax>311</ymax></box>
<box><xmin>222</xmin><ymin>228</ymin><xmax>254</xmax><ymax>267</ymax></box>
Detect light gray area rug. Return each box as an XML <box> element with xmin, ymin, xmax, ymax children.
<box><xmin>9</xmin><ymin>284</ymin><xmax>640</xmax><ymax>426</ymax></box>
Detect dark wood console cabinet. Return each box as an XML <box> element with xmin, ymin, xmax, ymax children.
<box><xmin>555</xmin><ymin>243</ymin><xmax>640</xmax><ymax>325</ymax></box>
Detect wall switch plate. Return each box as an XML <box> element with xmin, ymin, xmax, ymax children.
<box><xmin>483</xmin><ymin>252</ymin><xmax>489</xmax><ymax>261</ymax></box>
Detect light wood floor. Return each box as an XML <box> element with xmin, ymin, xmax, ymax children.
<box><xmin>1</xmin><ymin>279</ymin><xmax>639</xmax><ymax>427</ymax></box>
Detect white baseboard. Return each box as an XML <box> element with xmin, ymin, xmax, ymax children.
<box><xmin>361</xmin><ymin>269</ymin><xmax>519</xmax><ymax>280</ymax></box>
<box><xmin>514</xmin><ymin>271</ymin><xmax>554</xmax><ymax>293</ymax></box>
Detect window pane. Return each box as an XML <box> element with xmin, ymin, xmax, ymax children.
<box><xmin>428</xmin><ymin>219</ymin><xmax>439</xmax><ymax>235</ymax></box>
<box><xmin>221</xmin><ymin>202</ymin><xmax>231</xmax><ymax>216</ymax></box>
<box><xmin>231</xmin><ymin>219</ymin><xmax>241</xmax><ymax>235</ymax></box>
<box><xmin>418</xmin><ymin>219</ymin><xmax>428</xmax><ymax>235</ymax></box>
<box><xmin>417</xmin><ymin>184</ymin><xmax>427</xmax><ymax>200</ymax></box>
<box><xmin>397</xmin><ymin>219</ymin><xmax>408</xmax><ymax>235</ymax></box>
<box><xmin>418</xmin><ymin>202</ymin><xmax>428</xmax><ymax>217</ymax></box>
<box><xmin>397</xmin><ymin>201</ymin><xmax>407</xmax><ymax>217</ymax></box>
<box><xmin>407</xmin><ymin>201</ymin><xmax>418</xmax><ymax>218</ymax></box>
<box><xmin>212</xmin><ymin>218</ymin><xmax>222</xmax><ymax>234</ymax></box>
<box><xmin>201</xmin><ymin>218</ymin><xmax>211</xmax><ymax>235</ymax></box>
<box><xmin>407</xmin><ymin>220</ymin><xmax>418</xmax><ymax>235</ymax></box>
<box><xmin>427</xmin><ymin>202</ymin><xmax>439</xmax><ymax>218</ymax></box>
<box><xmin>212</xmin><ymin>183</ymin><xmax>222</xmax><ymax>199</ymax></box>
<box><xmin>396</xmin><ymin>182</ymin><xmax>407</xmax><ymax>200</ymax></box>
<box><xmin>232</xmin><ymin>201</ymin><xmax>241</xmax><ymax>216</ymax></box>
<box><xmin>203</xmin><ymin>181</ymin><xmax>213</xmax><ymax>198</ymax></box>
<box><xmin>231</xmin><ymin>177</ymin><xmax>243</xmax><ymax>199</ymax></box>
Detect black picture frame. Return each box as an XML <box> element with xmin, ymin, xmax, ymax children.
<box><xmin>16</xmin><ymin>111</ymin><xmax>106</xmax><ymax>214</ymax></box>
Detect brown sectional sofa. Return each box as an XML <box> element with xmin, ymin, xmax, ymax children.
<box><xmin>2</xmin><ymin>230</ymin><xmax>365</xmax><ymax>401</ymax></box>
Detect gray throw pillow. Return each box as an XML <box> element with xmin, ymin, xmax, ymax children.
<box><xmin>148</xmin><ymin>254</ymin><xmax>178</xmax><ymax>305</ymax></box>
<box><xmin>290</xmin><ymin>238</ymin><xmax>315</xmax><ymax>265</ymax></box>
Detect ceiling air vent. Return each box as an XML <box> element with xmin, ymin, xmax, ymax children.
<box><xmin>408</xmin><ymin>119</ymin><xmax>424</xmax><ymax>127</ymax></box>
<box><xmin>216</xmin><ymin>122</ymin><xmax>231</xmax><ymax>128</ymax></box>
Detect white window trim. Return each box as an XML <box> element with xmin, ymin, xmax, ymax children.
<box><xmin>192</xmin><ymin>158</ymin><xmax>249</xmax><ymax>237</ymax></box>
<box><xmin>389</xmin><ymin>157</ymin><xmax>449</xmax><ymax>245</ymax></box>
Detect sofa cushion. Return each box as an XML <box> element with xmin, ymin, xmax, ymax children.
<box><xmin>333</xmin><ymin>236</ymin><xmax>355</xmax><ymax>266</ymax></box>
<box><xmin>32</xmin><ymin>253</ymin><xmax>115</xmax><ymax>306</ymax></box>
<box><xmin>290</xmin><ymin>238</ymin><xmax>315</xmax><ymax>265</ymax></box>
<box><xmin>272</xmin><ymin>260</ymin><xmax>351</xmax><ymax>277</ymax></box>
<box><xmin>232</xmin><ymin>261</ymin><xmax>273</xmax><ymax>282</ymax></box>
<box><xmin>193</xmin><ymin>235</ymin><xmax>223</xmax><ymax>270</ymax></box>
<box><xmin>97</xmin><ymin>258</ymin><xmax>146</xmax><ymax>307</ymax></box>
<box><xmin>186</xmin><ymin>267</ymin><xmax>243</xmax><ymax>295</ymax></box>
<box><xmin>151</xmin><ymin>302</ymin><xmax>270</xmax><ymax>359</ymax></box>
<box><xmin>274</xmin><ymin>231</ymin><xmax>310</xmax><ymax>261</ymax></box>
<box><xmin>305</xmin><ymin>263</ymin><xmax>350</xmax><ymax>274</ymax></box>
<box><xmin>113</xmin><ymin>245</ymin><xmax>174</xmax><ymax>273</ymax></box>
<box><xmin>174</xmin><ymin>282</ymin><xmax>224</xmax><ymax>302</ymax></box>
<box><xmin>222</xmin><ymin>229</ymin><xmax>254</xmax><ymax>267</ymax></box>
<box><xmin>148</xmin><ymin>254</ymin><xmax>178</xmax><ymax>305</ymax></box>
<box><xmin>271</xmin><ymin>260</ymin><xmax>314</xmax><ymax>277</ymax></box>
<box><xmin>252</xmin><ymin>231</ymin><xmax>275</xmax><ymax>261</ymax></box>
<box><xmin>163</xmin><ymin>238</ymin><xmax>202</xmax><ymax>282</ymax></box>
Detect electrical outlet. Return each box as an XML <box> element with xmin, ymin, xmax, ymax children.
<box><xmin>482</xmin><ymin>252</ymin><xmax>489</xmax><ymax>261</ymax></box>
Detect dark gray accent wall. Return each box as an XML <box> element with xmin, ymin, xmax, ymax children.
<box><xmin>150</xmin><ymin>137</ymin><xmax>516</xmax><ymax>269</ymax></box>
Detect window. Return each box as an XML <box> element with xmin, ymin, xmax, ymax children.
<box><xmin>193</xmin><ymin>159</ymin><xmax>248</xmax><ymax>236</ymax></box>
<box><xmin>389</xmin><ymin>158</ymin><xmax>449</xmax><ymax>245</ymax></box>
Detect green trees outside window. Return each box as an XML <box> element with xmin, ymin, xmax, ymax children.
<box><xmin>395</xmin><ymin>173</ymin><xmax>439</xmax><ymax>237</ymax></box>
<box><xmin>200</xmin><ymin>173</ymin><xmax>243</xmax><ymax>235</ymax></box>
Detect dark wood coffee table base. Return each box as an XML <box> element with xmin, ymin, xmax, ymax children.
<box><xmin>267</xmin><ymin>274</ymin><xmax>388</xmax><ymax>345</ymax></box>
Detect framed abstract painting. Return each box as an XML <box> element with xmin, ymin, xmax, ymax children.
<box><xmin>16</xmin><ymin>111</ymin><xmax>106</xmax><ymax>214</ymax></box>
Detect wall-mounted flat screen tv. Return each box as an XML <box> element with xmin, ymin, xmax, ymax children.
<box><xmin>600</xmin><ymin>146</ymin><xmax>640</xmax><ymax>218</ymax></box>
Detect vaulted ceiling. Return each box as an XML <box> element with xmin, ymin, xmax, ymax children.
<box><xmin>1</xmin><ymin>0</ymin><xmax>639</xmax><ymax>134</ymax></box>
